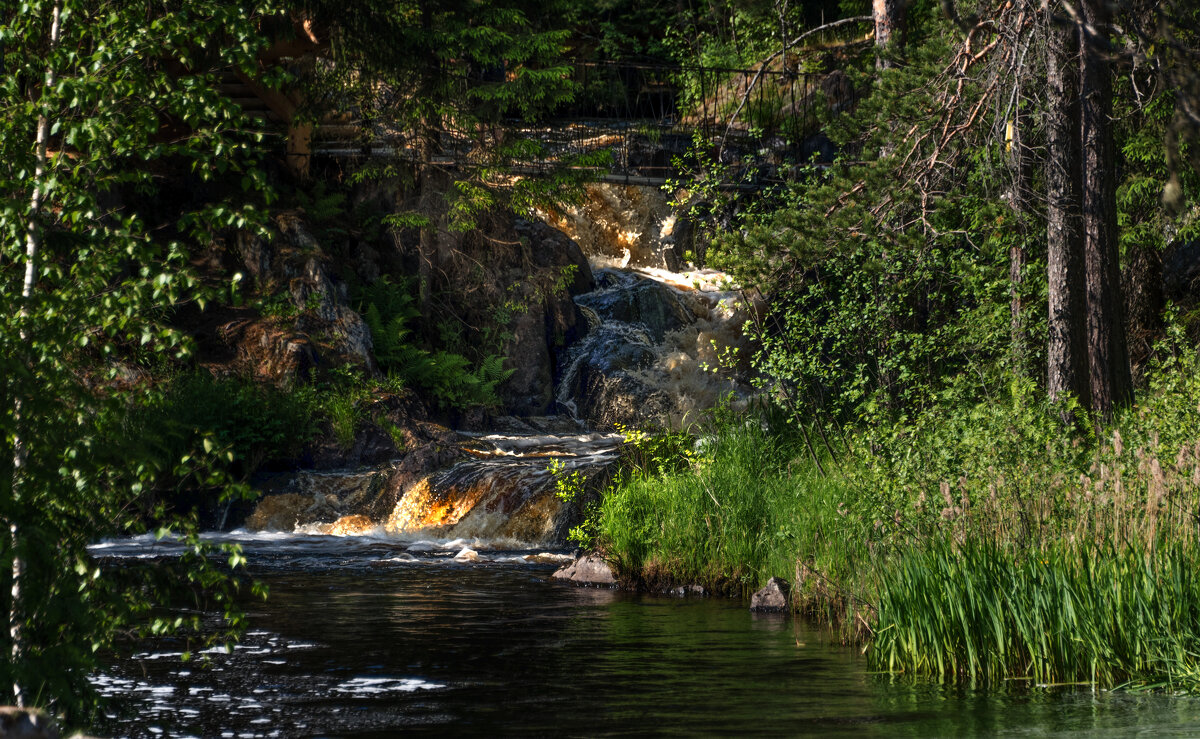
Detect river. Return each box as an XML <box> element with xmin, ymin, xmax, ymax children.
<box><xmin>91</xmin><ymin>534</ymin><xmax>1200</xmax><ymax>738</ymax></box>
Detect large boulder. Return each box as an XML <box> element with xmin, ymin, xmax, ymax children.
<box><xmin>552</xmin><ymin>554</ymin><xmax>617</xmax><ymax>586</ymax></box>
<box><xmin>497</xmin><ymin>220</ymin><xmax>594</xmax><ymax>415</ymax></box>
<box><xmin>196</xmin><ymin>213</ymin><xmax>378</xmax><ymax>387</ymax></box>
<box><xmin>0</xmin><ymin>708</ymin><xmax>58</xmax><ymax>739</ymax></box>
<box><xmin>514</xmin><ymin>217</ymin><xmax>595</xmax><ymax>296</ymax></box>
<box><xmin>218</xmin><ymin>318</ymin><xmax>320</xmax><ymax>385</ymax></box>
<box><xmin>575</xmin><ymin>271</ymin><xmax>692</xmax><ymax>343</ymax></box>
<box><xmin>750</xmin><ymin>577</ymin><xmax>791</xmax><ymax>612</ymax></box>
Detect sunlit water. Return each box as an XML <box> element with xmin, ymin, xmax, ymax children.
<box><xmin>91</xmin><ymin>534</ymin><xmax>1200</xmax><ymax>738</ymax></box>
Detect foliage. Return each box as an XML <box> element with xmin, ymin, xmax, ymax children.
<box><xmin>599</xmin><ymin>411</ymin><xmax>865</xmax><ymax>601</ymax></box>
<box><xmin>0</xmin><ymin>0</ymin><xmax>277</xmax><ymax>723</ymax></box>
<box><xmin>299</xmin><ymin>0</ymin><xmax>591</xmax><ymax>224</ymax></box>
<box><xmin>872</xmin><ymin>537</ymin><xmax>1200</xmax><ymax>689</ymax></box>
<box><xmin>354</xmin><ymin>277</ymin><xmax>514</xmax><ymax>409</ymax></box>
<box><xmin>547</xmin><ymin>457</ymin><xmax>599</xmax><ymax>546</ymax></box>
<box><xmin>131</xmin><ymin>373</ymin><xmax>318</xmax><ymax>489</ymax></box>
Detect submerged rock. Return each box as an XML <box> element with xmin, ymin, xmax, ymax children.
<box><xmin>665</xmin><ymin>584</ymin><xmax>707</xmax><ymax>597</ymax></box>
<box><xmin>552</xmin><ymin>554</ymin><xmax>617</xmax><ymax>586</ymax></box>
<box><xmin>750</xmin><ymin>577</ymin><xmax>790</xmax><ymax>612</ymax></box>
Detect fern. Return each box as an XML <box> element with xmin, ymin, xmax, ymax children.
<box><xmin>353</xmin><ymin>277</ymin><xmax>512</xmax><ymax>409</ymax></box>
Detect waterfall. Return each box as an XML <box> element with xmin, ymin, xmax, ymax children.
<box><xmin>243</xmin><ymin>183</ymin><xmax>759</xmax><ymax>547</ymax></box>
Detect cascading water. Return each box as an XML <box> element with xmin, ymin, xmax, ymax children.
<box><xmin>549</xmin><ymin>183</ymin><xmax>761</xmax><ymax>430</ymax></box>
<box><xmin>235</xmin><ymin>182</ymin><xmax>757</xmax><ymax>548</ymax></box>
<box><xmin>241</xmin><ymin>431</ymin><xmax>623</xmax><ymax>550</ymax></box>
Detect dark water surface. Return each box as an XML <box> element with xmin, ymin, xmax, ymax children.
<box><xmin>93</xmin><ymin>534</ymin><xmax>1200</xmax><ymax>738</ymax></box>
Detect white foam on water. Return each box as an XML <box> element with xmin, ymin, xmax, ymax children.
<box><xmin>454</xmin><ymin>547</ymin><xmax>480</xmax><ymax>562</ymax></box>
<box><xmin>132</xmin><ymin>651</ymin><xmax>184</xmax><ymax>660</ymax></box>
<box><xmin>332</xmin><ymin>677</ymin><xmax>446</xmax><ymax>695</ymax></box>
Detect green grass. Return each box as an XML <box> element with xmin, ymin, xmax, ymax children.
<box><xmin>595</xmin><ymin>344</ymin><xmax>1200</xmax><ymax>688</ymax></box>
<box><xmin>872</xmin><ymin>537</ymin><xmax>1200</xmax><ymax>690</ymax></box>
<box><xmin>598</xmin><ymin>418</ymin><xmax>870</xmax><ymax>610</ymax></box>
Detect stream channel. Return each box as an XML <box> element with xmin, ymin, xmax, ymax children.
<box><xmin>91</xmin><ymin>188</ymin><xmax>1200</xmax><ymax>736</ymax></box>
<box><xmin>90</xmin><ymin>536</ymin><xmax>1200</xmax><ymax>738</ymax></box>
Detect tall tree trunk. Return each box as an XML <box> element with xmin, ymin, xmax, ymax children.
<box><xmin>1006</xmin><ymin>91</ymin><xmax>1033</xmax><ymax>374</ymax></box>
<box><xmin>1080</xmin><ymin>0</ymin><xmax>1132</xmax><ymax>417</ymax></box>
<box><xmin>1045</xmin><ymin>8</ymin><xmax>1090</xmax><ymax>409</ymax></box>
<box><xmin>11</xmin><ymin>0</ymin><xmax>63</xmax><ymax>707</ymax></box>
<box><xmin>873</xmin><ymin>0</ymin><xmax>903</xmax><ymax>69</ymax></box>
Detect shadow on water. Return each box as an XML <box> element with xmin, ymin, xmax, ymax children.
<box><xmin>92</xmin><ymin>544</ymin><xmax>1200</xmax><ymax>738</ymax></box>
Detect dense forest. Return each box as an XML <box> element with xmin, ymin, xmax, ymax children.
<box><xmin>2</xmin><ymin>0</ymin><xmax>1199</xmax><ymax>729</ymax></box>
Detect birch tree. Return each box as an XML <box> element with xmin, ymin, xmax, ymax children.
<box><xmin>0</xmin><ymin>0</ymin><xmax>276</xmax><ymax>722</ymax></box>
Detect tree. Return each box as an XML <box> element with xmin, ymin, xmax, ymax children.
<box><xmin>1</xmin><ymin>0</ymin><xmax>275</xmax><ymax>722</ymax></box>
<box><xmin>1078</xmin><ymin>0</ymin><xmax>1133</xmax><ymax>414</ymax></box>
<box><xmin>295</xmin><ymin>0</ymin><xmax>585</xmax><ymax>313</ymax></box>
<box><xmin>1045</xmin><ymin>2</ymin><xmax>1091</xmax><ymax>408</ymax></box>
<box><xmin>874</xmin><ymin>0</ymin><xmax>905</xmax><ymax>68</ymax></box>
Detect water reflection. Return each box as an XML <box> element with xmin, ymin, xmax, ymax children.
<box><xmin>94</xmin><ymin>554</ymin><xmax>1200</xmax><ymax>738</ymax></box>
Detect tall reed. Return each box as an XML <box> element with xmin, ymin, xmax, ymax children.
<box><xmin>871</xmin><ymin>537</ymin><xmax>1200</xmax><ymax>690</ymax></box>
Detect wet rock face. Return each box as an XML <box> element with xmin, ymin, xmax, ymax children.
<box><xmin>575</xmin><ymin>271</ymin><xmax>691</xmax><ymax>343</ymax></box>
<box><xmin>244</xmin><ymin>431</ymin><xmax>621</xmax><ymax>547</ymax></box>
<box><xmin>560</xmin><ymin>272</ymin><xmax>689</xmax><ymax>420</ymax></box>
<box><xmin>557</xmin><ymin>267</ymin><xmax>754</xmax><ymax>429</ymax></box>
<box><xmin>565</xmin><ymin>360</ymin><xmax>673</xmax><ymax>429</ymax></box>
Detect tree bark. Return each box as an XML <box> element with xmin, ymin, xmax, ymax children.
<box><xmin>873</xmin><ymin>0</ymin><xmax>904</xmax><ymax>69</ymax></box>
<box><xmin>1079</xmin><ymin>0</ymin><xmax>1132</xmax><ymax>417</ymax></box>
<box><xmin>1045</xmin><ymin>8</ymin><xmax>1090</xmax><ymax>409</ymax></box>
<box><xmin>1006</xmin><ymin>97</ymin><xmax>1033</xmax><ymax>373</ymax></box>
<box><xmin>12</xmin><ymin>0</ymin><xmax>63</xmax><ymax>708</ymax></box>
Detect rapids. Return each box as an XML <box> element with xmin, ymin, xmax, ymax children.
<box><xmin>241</xmin><ymin>183</ymin><xmax>757</xmax><ymax>548</ymax></box>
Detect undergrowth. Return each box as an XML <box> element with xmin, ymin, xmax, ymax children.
<box><xmin>595</xmin><ymin>338</ymin><xmax>1200</xmax><ymax>689</ymax></box>
<box><xmin>354</xmin><ymin>277</ymin><xmax>513</xmax><ymax>409</ymax></box>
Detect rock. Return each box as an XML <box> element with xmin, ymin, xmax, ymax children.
<box><xmin>323</xmin><ymin>514</ymin><xmax>376</xmax><ymax>535</ymax></box>
<box><xmin>566</xmin><ymin>365</ymin><xmax>672</xmax><ymax>429</ymax></box>
<box><xmin>666</xmin><ymin>584</ymin><xmax>707</xmax><ymax>597</ymax></box>
<box><xmin>245</xmin><ymin>493</ymin><xmax>338</xmax><ymax>532</ymax></box>
<box><xmin>502</xmin><ymin>309</ymin><xmax>556</xmax><ymax>415</ymax></box>
<box><xmin>552</xmin><ymin>554</ymin><xmax>617</xmax><ymax>586</ymax></box>
<box><xmin>0</xmin><ymin>706</ymin><xmax>59</xmax><ymax>738</ymax></box>
<box><xmin>750</xmin><ymin>577</ymin><xmax>790</xmax><ymax>612</ymax></box>
<box><xmin>301</xmin><ymin>391</ymin><xmax>446</xmax><ymax>473</ymax></box>
<box><xmin>513</xmin><ymin>217</ymin><xmax>595</xmax><ymax>296</ymax></box>
<box><xmin>218</xmin><ymin>318</ymin><xmax>320</xmax><ymax>386</ymax></box>
<box><xmin>575</xmin><ymin>271</ymin><xmax>691</xmax><ymax>343</ymax></box>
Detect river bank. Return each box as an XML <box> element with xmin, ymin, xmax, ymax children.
<box><xmin>582</xmin><ymin>350</ymin><xmax>1200</xmax><ymax>691</ymax></box>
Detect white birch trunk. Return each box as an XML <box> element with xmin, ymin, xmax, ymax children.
<box><xmin>11</xmin><ymin>0</ymin><xmax>63</xmax><ymax>708</ymax></box>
